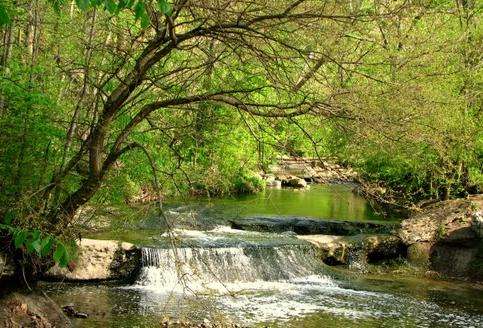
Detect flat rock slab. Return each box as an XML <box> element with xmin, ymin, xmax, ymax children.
<box><xmin>230</xmin><ymin>216</ymin><xmax>397</xmax><ymax>236</ymax></box>
<box><xmin>45</xmin><ymin>238</ymin><xmax>140</xmax><ymax>281</ymax></box>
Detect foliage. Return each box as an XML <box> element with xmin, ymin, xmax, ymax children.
<box><xmin>0</xmin><ymin>222</ymin><xmax>74</xmax><ymax>269</ymax></box>
<box><xmin>0</xmin><ymin>0</ymin><xmax>172</xmax><ymax>27</ymax></box>
<box><xmin>0</xmin><ymin>0</ymin><xmax>481</xmax><ymax>275</ymax></box>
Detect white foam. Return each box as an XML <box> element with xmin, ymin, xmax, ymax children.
<box><xmin>209</xmin><ymin>225</ymin><xmax>258</xmax><ymax>234</ymax></box>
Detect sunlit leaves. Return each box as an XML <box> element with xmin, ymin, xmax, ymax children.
<box><xmin>134</xmin><ymin>1</ymin><xmax>149</xmax><ymax>28</ymax></box>
<box><xmin>0</xmin><ymin>0</ymin><xmax>172</xmax><ymax>28</ymax></box>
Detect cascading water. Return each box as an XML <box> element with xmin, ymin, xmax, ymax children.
<box><xmin>135</xmin><ymin>244</ymin><xmax>333</xmax><ymax>293</ymax></box>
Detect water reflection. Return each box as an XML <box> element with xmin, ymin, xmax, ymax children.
<box><xmin>197</xmin><ymin>184</ymin><xmax>384</xmax><ymax>222</ymax></box>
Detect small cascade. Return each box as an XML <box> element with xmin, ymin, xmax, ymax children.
<box><xmin>135</xmin><ymin>244</ymin><xmax>331</xmax><ymax>293</ymax></box>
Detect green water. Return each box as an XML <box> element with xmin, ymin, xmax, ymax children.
<box><xmin>174</xmin><ymin>184</ymin><xmax>385</xmax><ymax>222</ymax></box>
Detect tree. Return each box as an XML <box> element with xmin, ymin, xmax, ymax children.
<box><xmin>1</xmin><ymin>1</ymin><xmax>370</xmax><ymax>245</ymax></box>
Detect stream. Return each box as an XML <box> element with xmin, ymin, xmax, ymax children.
<box><xmin>42</xmin><ymin>185</ymin><xmax>483</xmax><ymax>327</ymax></box>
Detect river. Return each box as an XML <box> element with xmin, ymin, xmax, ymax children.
<box><xmin>42</xmin><ymin>185</ymin><xmax>483</xmax><ymax>327</ymax></box>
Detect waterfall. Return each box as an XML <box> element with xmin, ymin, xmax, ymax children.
<box><xmin>134</xmin><ymin>244</ymin><xmax>332</xmax><ymax>293</ymax></box>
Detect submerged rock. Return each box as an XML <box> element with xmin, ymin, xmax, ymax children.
<box><xmin>398</xmin><ymin>195</ymin><xmax>483</xmax><ymax>281</ymax></box>
<box><xmin>299</xmin><ymin>234</ymin><xmax>406</xmax><ymax>266</ymax></box>
<box><xmin>45</xmin><ymin>238</ymin><xmax>140</xmax><ymax>282</ymax></box>
<box><xmin>62</xmin><ymin>304</ymin><xmax>88</xmax><ymax>319</ymax></box>
<box><xmin>0</xmin><ymin>291</ymin><xmax>71</xmax><ymax>327</ymax></box>
<box><xmin>230</xmin><ymin>216</ymin><xmax>397</xmax><ymax>236</ymax></box>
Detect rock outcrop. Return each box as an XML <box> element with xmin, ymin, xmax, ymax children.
<box><xmin>45</xmin><ymin>238</ymin><xmax>140</xmax><ymax>282</ymax></box>
<box><xmin>398</xmin><ymin>195</ymin><xmax>483</xmax><ymax>281</ymax></box>
<box><xmin>299</xmin><ymin>234</ymin><xmax>406</xmax><ymax>266</ymax></box>
<box><xmin>230</xmin><ymin>216</ymin><xmax>397</xmax><ymax>236</ymax></box>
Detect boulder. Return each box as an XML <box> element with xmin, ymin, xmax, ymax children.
<box><xmin>282</xmin><ymin>176</ymin><xmax>308</xmax><ymax>188</ymax></box>
<box><xmin>230</xmin><ymin>216</ymin><xmax>397</xmax><ymax>236</ymax></box>
<box><xmin>399</xmin><ymin>195</ymin><xmax>482</xmax><ymax>245</ymax></box>
<box><xmin>430</xmin><ymin>243</ymin><xmax>482</xmax><ymax>279</ymax></box>
<box><xmin>398</xmin><ymin>195</ymin><xmax>483</xmax><ymax>281</ymax></box>
<box><xmin>406</xmin><ymin>242</ymin><xmax>432</xmax><ymax>266</ymax></box>
<box><xmin>267</xmin><ymin>180</ymin><xmax>282</xmax><ymax>189</ymax></box>
<box><xmin>0</xmin><ymin>291</ymin><xmax>71</xmax><ymax>327</ymax></box>
<box><xmin>262</xmin><ymin>174</ymin><xmax>282</xmax><ymax>188</ymax></box>
<box><xmin>262</xmin><ymin>174</ymin><xmax>275</xmax><ymax>183</ymax></box>
<box><xmin>45</xmin><ymin>238</ymin><xmax>140</xmax><ymax>282</ymax></box>
<box><xmin>299</xmin><ymin>234</ymin><xmax>406</xmax><ymax>266</ymax></box>
<box><xmin>268</xmin><ymin>160</ymin><xmax>316</xmax><ymax>179</ymax></box>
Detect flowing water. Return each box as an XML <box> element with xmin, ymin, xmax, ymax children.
<box><xmin>44</xmin><ymin>185</ymin><xmax>483</xmax><ymax>327</ymax></box>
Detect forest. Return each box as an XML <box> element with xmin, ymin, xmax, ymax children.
<box><xmin>0</xmin><ymin>1</ymin><xmax>482</xmax><ymax>327</ymax></box>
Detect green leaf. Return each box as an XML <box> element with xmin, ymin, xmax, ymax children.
<box><xmin>31</xmin><ymin>229</ymin><xmax>41</xmax><ymax>241</ymax></box>
<box><xmin>14</xmin><ymin>230</ymin><xmax>27</xmax><ymax>249</ymax></box>
<box><xmin>49</xmin><ymin>0</ymin><xmax>64</xmax><ymax>13</ymax></box>
<box><xmin>157</xmin><ymin>0</ymin><xmax>172</xmax><ymax>16</ymax></box>
<box><xmin>140</xmin><ymin>12</ymin><xmax>150</xmax><ymax>29</ymax></box>
<box><xmin>53</xmin><ymin>242</ymin><xmax>69</xmax><ymax>267</ymax></box>
<box><xmin>134</xmin><ymin>1</ymin><xmax>145</xmax><ymax>19</ymax></box>
<box><xmin>27</xmin><ymin>239</ymin><xmax>42</xmax><ymax>255</ymax></box>
<box><xmin>134</xmin><ymin>1</ymin><xmax>150</xmax><ymax>29</ymax></box>
<box><xmin>75</xmin><ymin>0</ymin><xmax>90</xmax><ymax>11</ymax></box>
<box><xmin>124</xmin><ymin>0</ymin><xmax>136</xmax><ymax>9</ymax></box>
<box><xmin>117</xmin><ymin>0</ymin><xmax>127</xmax><ymax>10</ymax></box>
<box><xmin>53</xmin><ymin>242</ymin><xmax>64</xmax><ymax>262</ymax></box>
<box><xmin>40</xmin><ymin>237</ymin><xmax>54</xmax><ymax>257</ymax></box>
